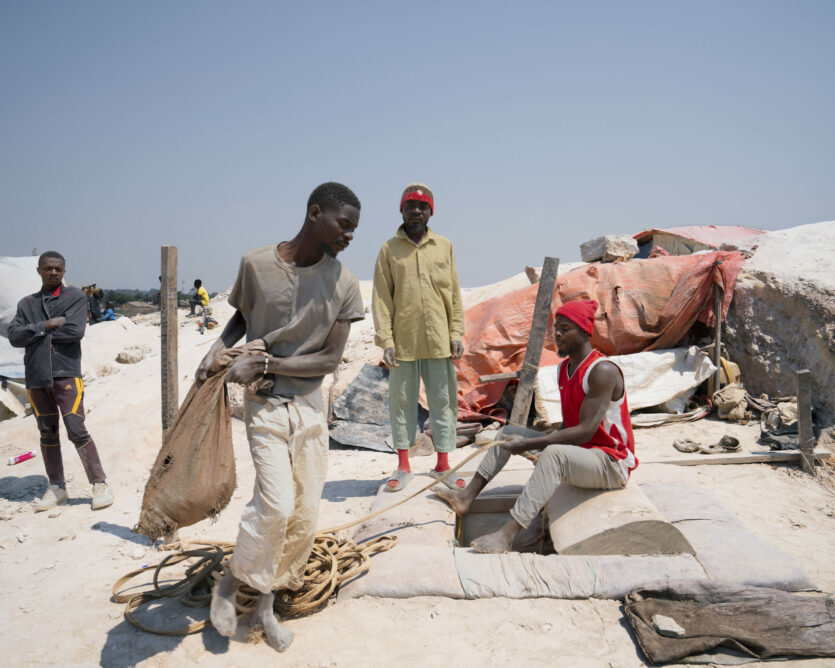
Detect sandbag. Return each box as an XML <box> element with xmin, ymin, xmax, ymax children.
<box><xmin>135</xmin><ymin>341</ymin><xmax>267</xmax><ymax>540</ymax></box>
<box><xmin>454</xmin><ymin>550</ymin><xmax>705</xmax><ymax>600</ymax></box>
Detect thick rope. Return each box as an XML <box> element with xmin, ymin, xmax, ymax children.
<box><xmin>113</xmin><ymin>438</ymin><xmax>512</xmax><ymax>636</ymax></box>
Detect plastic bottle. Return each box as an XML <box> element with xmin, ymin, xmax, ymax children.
<box><xmin>8</xmin><ymin>451</ymin><xmax>36</xmax><ymax>466</ymax></box>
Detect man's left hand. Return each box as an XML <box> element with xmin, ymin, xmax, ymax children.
<box><xmin>500</xmin><ymin>435</ymin><xmax>531</xmax><ymax>455</ymax></box>
<box><xmin>451</xmin><ymin>340</ymin><xmax>464</xmax><ymax>360</ymax></box>
<box><xmin>226</xmin><ymin>354</ymin><xmax>266</xmax><ymax>387</ymax></box>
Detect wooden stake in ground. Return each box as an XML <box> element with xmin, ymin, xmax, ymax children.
<box><xmin>712</xmin><ymin>267</ymin><xmax>724</xmax><ymax>393</ymax></box>
<box><xmin>508</xmin><ymin>257</ymin><xmax>559</xmax><ymax>426</ymax></box>
<box><xmin>161</xmin><ymin>246</ymin><xmax>178</xmax><ymax>437</ymax></box>
<box><xmin>796</xmin><ymin>369</ymin><xmax>816</xmax><ymax>476</ymax></box>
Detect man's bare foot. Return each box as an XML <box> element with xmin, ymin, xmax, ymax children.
<box><xmin>253</xmin><ymin>592</ymin><xmax>294</xmax><ymax>652</ymax></box>
<box><xmin>434</xmin><ymin>485</ymin><xmax>474</xmax><ymax>516</ymax></box>
<box><xmin>470</xmin><ymin>519</ymin><xmax>522</xmax><ymax>554</ymax></box>
<box><xmin>210</xmin><ymin>570</ymin><xmax>240</xmax><ymax>637</ymax></box>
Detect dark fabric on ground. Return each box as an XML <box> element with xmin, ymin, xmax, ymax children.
<box><xmin>623</xmin><ymin>580</ymin><xmax>835</xmax><ymax>664</ymax></box>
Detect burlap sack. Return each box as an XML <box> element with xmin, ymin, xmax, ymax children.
<box><xmin>135</xmin><ymin>341</ymin><xmax>268</xmax><ymax>540</ymax></box>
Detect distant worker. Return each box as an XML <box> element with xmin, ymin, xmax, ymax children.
<box><xmin>435</xmin><ymin>300</ymin><xmax>637</xmax><ymax>553</ymax></box>
<box><xmin>372</xmin><ymin>183</ymin><xmax>465</xmax><ymax>493</ymax></box>
<box><xmin>101</xmin><ymin>302</ymin><xmax>118</xmax><ymax>321</ymax></box>
<box><xmin>189</xmin><ymin>279</ymin><xmax>209</xmax><ymax>316</ymax></box>
<box><xmin>88</xmin><ymin>287</ymin><xmax>103</xmax><ymax>324</ymax></box>
<box><xmin>8</xmin><ymin>251</ymin><xmax>114</xmax><ymax>512</ymax></box>
<box><xmin>196</xmin><ymin>182</ymin><xmax>364</xmax><ymax>652</ymax></box>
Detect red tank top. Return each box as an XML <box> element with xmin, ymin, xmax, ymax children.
<box><xmin>558</xmin><ymin>349</ymin><xmax>637</xmax><ymax>471</ymax></box>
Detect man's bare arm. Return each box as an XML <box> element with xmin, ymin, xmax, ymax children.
<box><xmin>502</xmin><ymin>362</ymin><xmax>621</xmax><ymax>454</ymax></box>
<box><xmin>225</xmin><ymin>319</ymin><xmax>352</xmax><ymax>386</ymax></box>
<box><xmin>196</xmin><ymin>310</ymin><xmax>247</xmax><ymax>383</ymax></box>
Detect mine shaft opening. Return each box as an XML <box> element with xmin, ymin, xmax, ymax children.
<box><xmin>455</xmin><ymin>494</ymin><xmax>554</xmax><ymax>554</ymax></box>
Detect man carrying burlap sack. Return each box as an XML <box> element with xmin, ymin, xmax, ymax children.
<box><xmin>196</xmin><ymin>182</ymin><xmax>364</xmax><ymax>652</ymax></box>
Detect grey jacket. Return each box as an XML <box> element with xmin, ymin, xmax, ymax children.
<box><xmin>8</xmin><ymin>285</ymin><xmax>89</xmax><ymax>388</ymax></box>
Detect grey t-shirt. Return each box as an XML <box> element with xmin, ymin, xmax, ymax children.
<box><xmin>228</xmin><ymin>244</ymin><xmax>364</xmax><ymax>399</ymax></box>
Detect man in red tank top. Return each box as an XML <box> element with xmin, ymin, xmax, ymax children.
<box><xmin>436</xmin><ymin>299</ymin><xmax>637</xmax><ymax>553</ymax></box>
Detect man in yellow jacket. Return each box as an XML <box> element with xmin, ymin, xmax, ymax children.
<box><xmin>372</xmin><ymin>183</ymin><xmax>465</xmax><ymax>492</ymax></box>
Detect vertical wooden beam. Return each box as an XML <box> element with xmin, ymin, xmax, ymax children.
<box><xmin>796</xmin><ymin>369</ymin><xmax>816</xmax><ymax>475</ymax></box>
<box><xmin>712</xmin><ymin>278</ymin><xmax>724</xmax><ymax>394</ymax></box>
<box><xmin>509</xmin><ymin>257</ymin><xmax>560</xmax><ymax>426</ymax></box>
<box><xmin>161</xmin><ymin>246</ymin><xmax>178</xmax><ymax>438</ymax></box>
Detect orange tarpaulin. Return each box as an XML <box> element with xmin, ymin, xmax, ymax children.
<box><xmin>455</xmin><ymin>251</ymin><xmax>745</xmax><ymax>421</ymax></box>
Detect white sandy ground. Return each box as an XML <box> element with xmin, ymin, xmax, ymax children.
<box><xmin>1</xmin><ymin>272</ymin><xmax>834</xmax><ymax>667</ymax></box>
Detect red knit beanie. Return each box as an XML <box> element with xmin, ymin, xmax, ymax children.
<box><xmin>555</xmin><ymin>299</ymin><xmax>598</xmax><ymax>335</ymax></box>
<box><xmin>400</xmin><ymin>183</ymin><xmax>434</xmax><ymax>214</ymax></box>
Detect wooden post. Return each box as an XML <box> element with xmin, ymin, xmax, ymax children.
<box><xmin>509</xmin><ymin>257</ymin><xmax>560</xmax><ymax>426</ymax></box>
<box><xmin>796</xmin><ymin>369</ymin><xmax>816</xmax><ymax>475</ymax></box>
<box><xmin>161</xmin><ymin>246</ymin><xmax>178</xmax><ymax>437</ymax></box>
<box><xmin>712</xmin><ymin>274</ymin><xmax>724</xmax><ymax>394</ymax></box>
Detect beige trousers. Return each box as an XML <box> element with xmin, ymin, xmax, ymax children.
<box><xmin>229</xmin><ymin>391</ymin><xmax>328</xmax><ymax>594</ymax></box>
<box><xmin>477</xmin><ymin>441</ymin><xmax>628</xmax><ymax>529</ymax></box>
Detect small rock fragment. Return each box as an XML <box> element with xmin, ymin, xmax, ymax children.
<box><xmin>652</xmin><ymin>613</ymin><xmax>686</xmax><ymax>638</ymax></box>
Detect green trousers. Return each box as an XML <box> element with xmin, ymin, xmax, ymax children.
<box><xmin>389</xmin><ymin>357</ymin><xmax>458</xmax><ymax>453</ymax></box>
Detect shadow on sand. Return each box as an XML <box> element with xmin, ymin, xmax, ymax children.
<box><xmin>322</xmin><ymin>478</ymin><xmax>381</xmax><ymax>502</ymax></box>
<box><xmin>92</xmin><ymin>521</ymin><xmax>152</xmax><ymax>546</ymax></box>
<box><xmin>101</xmin><ymin>599</ymin><xmax>230</xmax><ymax>667</ymax></box>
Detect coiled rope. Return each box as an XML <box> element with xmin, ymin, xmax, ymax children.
<box><xmin>113</xmin><ymin>438</ymin><xmax>509</xmax><ymax>635</ymax></box>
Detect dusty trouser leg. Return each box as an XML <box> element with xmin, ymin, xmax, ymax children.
<box><xmin>29</xmin><ymin>387</ymin><xmax>65</xmax><ymax>485</ymax></box>
<box><xmin>53</xmin><ymin>378</ymin><xmax>106</xmax><ymax>483</ymax></box>
<box><xmin>269</xmin><ymin>392</ymin><xmax>328</xmax><ymax>592</ymax></box>
<box><xmin>229</xmin><ymin>393</ymin><xmax>295</xmax><ymax>593</ymax></box>
<box><xmin>475</xmin><ymin>436</ymin><xmax>512</xmax><ymax>481</ymax></box>
<box><xmin>509</xmin><ymin>444</ymin><xmax>628</xmax><ymax>529</ymax></box>
<box><xmin>227</xmin><ymin>392</ymin><xmax>325</xmax><ymax>650</ymax></box>
<box><xmin>421</xmin><ymin>358</ymin><xmax>458</xmax><ymax>454</ymax></box>
<box><xmin>388</xmin><ymin>360</ymin><xmax>420</xmax><ymax>451</ymax></box>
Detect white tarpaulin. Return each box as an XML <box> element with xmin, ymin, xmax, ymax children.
<box><xmin>534</xmin><ymin>346</ymin><xmax>716</xmax><ymax>425</ymax></box>
<box><xmin>1</xmin><ymin>256</ymin><xmax>41</xmax><ymax>378</ymax></box>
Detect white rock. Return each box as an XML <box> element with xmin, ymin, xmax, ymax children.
<box><xmin>580</xmin><ymin>235</ymin><xmax>639</xmax><ymax>263</ymax></box>
<box><xmin>652</xmin><ymin>613</ymin><xmax>686</xmax><ymax>638</ymax></box>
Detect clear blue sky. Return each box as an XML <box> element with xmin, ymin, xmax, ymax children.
<box><xmin>2</xmin><ymin>1</ymin><xmax>833</xmax><ymax>293</ymax></box>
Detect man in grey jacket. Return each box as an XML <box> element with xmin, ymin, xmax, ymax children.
<box><xmin>8</xmin><ymin>251</ymin><xmax>113</xmax><ymax>512</ymax></box>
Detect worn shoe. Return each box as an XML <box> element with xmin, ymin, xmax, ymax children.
<box><xmin>91</xmin><ymin>482</ymin><xmax>114</xmax><ymax>510</ymax></box>
<box><xmin>35</xmin><ymin>485</ymin><xmax>68</xmax><ymax>512</ymax></box>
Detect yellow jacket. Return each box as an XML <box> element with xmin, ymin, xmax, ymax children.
<box><xmin>196</xmin><ymin>286</ymin><xmax>209</xmax><ymax>306</ymax></box>
<box><xmin>372</xmin><ymin>227</ymin><xmax>464</xmax><ymax>360</ymax></box>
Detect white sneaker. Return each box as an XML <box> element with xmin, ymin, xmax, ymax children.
<box><xmin>35</xmin><ymin>485</ymin><xmax>68</xmax><ymax>512</ymax></box>
<box><xmin>91</xmin><ymin>482</ymin><xmax>114</xmax><ymax>510</ymax></box>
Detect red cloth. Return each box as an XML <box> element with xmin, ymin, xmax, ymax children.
<box><xmin>558</xmin><ymin>350</ymin><xmax>636</xmax><ymax>470</ymax></box>
<box><xmin>452</xmin><ymin>250</ymin><xmax>746</xmax><ymax>422</ymax></box>
<box><xmin>400</xmin><ymin>188</ymin><xmax>434</xmax><ymax>214</ymax></box>
<box><xmin>555</xmin><ymin>299</ymin><xmax>598</xmax><ymax>334</ymax></box>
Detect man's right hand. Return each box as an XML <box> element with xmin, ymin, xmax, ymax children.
<box><xmin>196</xmin><ymin>348</ymin><xmax>219</xmax><ymax>384</ymax></box>
<box><xmin>382</xmin><ymin>347</ymin><xmax>398</xmax><ymax>369</ymax></box>
<box><xmin>44</xmin><ymin>316</ymin><xmax>66</xmax><ymax>331</ymax></box>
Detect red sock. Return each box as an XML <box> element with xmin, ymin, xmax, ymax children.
<box><xmin>387</xmin><ymin>449</ymin><xmax>411</xmax><ymax>489</ymax></box>
<box><xmin>397</xmin><ymin>448</ymin><xmax>411</xmax><ymax>472</ymax></box>
<box><xmin>435</xmin><ymin>452</ymin><xmax>464</xmax><ymax>487</ymax></box>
